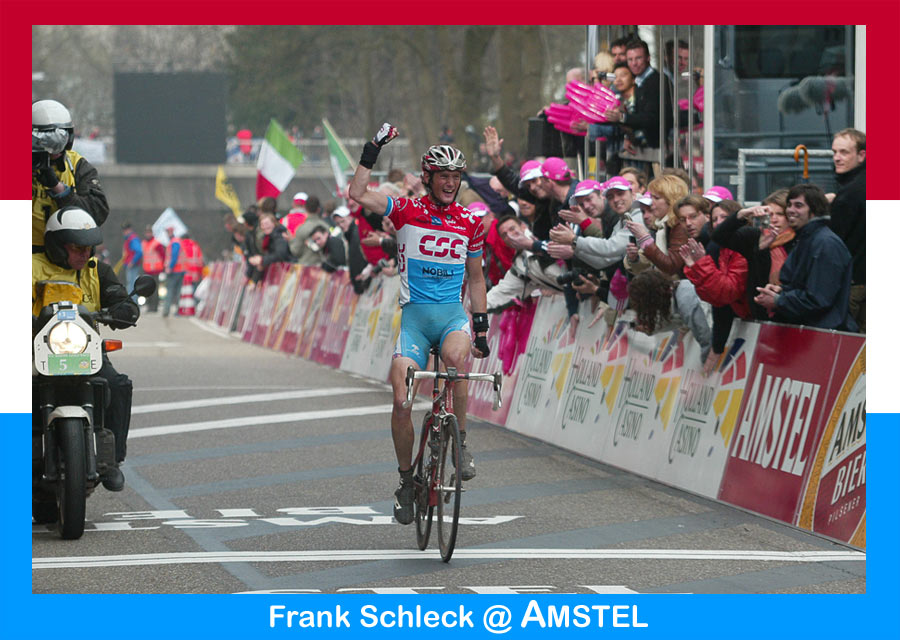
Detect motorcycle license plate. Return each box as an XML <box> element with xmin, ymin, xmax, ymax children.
<box><xmin>47</xmin><ymin>354</ymin><xmax>92</xmax><ymax>375</ymax></box>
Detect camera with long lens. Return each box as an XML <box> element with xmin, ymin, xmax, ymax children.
<box><xmin>556</xmin><ymin>267</ymin><xmax>586</xmax><ymax>286</ymax></box>
<box><xmin>33</xmin><ymin>149</ymin><xmax>50</xmax><ymax>171</ymax></box>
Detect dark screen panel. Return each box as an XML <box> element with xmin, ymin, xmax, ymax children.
<box><xmin>114</xmin><ymin>72</ymin><xmax>226</xmax><ymax>164</ymax></box>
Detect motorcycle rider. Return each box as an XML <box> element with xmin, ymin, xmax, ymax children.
<box><xmin>32</xmin><ymin>207</ymin><xmax>139</xmax><ymax>491</ymax></box>
<box><xmin>32</xmin><ymin>99</ymin><xmax>109</xmax><ymax>253</ymax></box>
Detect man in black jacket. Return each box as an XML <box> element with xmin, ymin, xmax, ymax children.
<box><xmin>754</xmin><ymin>184</ymin><xmax>856</xmax><ymax>332</ymax></box>
<box><xmin>827</xmin><ymin>128</ymin><xmax>865</xmax><ymax>332</ymax></box>
<box><xmin>603</xmin><ymin>39</ymin><xmax>672</xmax><ymax>155</ymax></box>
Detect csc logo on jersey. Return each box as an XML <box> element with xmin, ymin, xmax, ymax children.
<box><xmin>419</xmin><ymin>235</ymin><xmax>465</xmax><ymax>259</ymax></box>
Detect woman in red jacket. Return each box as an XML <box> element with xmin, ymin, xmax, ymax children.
<box><xmin>679</xmin><ymin>198</ymin><xmax>750</xmax><ymax>375</ymax></box>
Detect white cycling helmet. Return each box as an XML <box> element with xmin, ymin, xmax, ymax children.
<box><xmin>44</xmin><ymin>206</ymin><xmax>102</xmax><ymax>268</ymax></box>
<box><xmin>32</xmin><ymin>99</ymin><xmax>75</xmax><ymax>154</ymax></box>
<box><xmin>421</xmin><ymin>145</ymin><xmax>466</xmax><ymax>172</ymax></box>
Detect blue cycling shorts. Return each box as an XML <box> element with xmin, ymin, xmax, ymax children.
<box><xmin>393</xmin><ymin>302</ymin><xmax>471</xmax><ymax>369</ymax></box>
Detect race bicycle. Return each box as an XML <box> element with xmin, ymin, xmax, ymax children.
<box><xmin>403</xmin><ymin>347</ymin><xmax>502</xmax><ymax>562</ymax></box>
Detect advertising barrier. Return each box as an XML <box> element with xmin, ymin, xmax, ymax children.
<box><xmin>202</xmin><ymin>260</ymin><xmax>866</xmax><ymax>548</ymax></box>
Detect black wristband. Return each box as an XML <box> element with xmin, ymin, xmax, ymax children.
<box><xmin>359</xmin><ymin>141</ymin><xmax>381</xmax><ymax>170</ymax></box>
<box><xmin>472</xmin><ymin>312</ymin><xmax>489</xmax><ymax>334</ymax></box>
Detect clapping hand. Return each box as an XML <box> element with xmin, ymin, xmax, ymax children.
<box><xmin>678</xmin><ymin>238</ymin><xmax>706</xmax><ymax>267</ymax></box>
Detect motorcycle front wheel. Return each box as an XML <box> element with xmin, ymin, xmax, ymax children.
<box><xmin>56</xmin><ymin>418</ymin><xmax>87</xmax><ymax>540</ymax></box>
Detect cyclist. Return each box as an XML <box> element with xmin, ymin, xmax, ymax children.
<box><xmin>348</xmin><ymin>123</ymin><xmax>490</xmax><ymax>525</ymax></box>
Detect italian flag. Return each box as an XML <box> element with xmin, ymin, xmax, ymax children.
<box><xmin>256</xmin><ymin>118</ymin><xmax>304</xmax><ymax>200</ymax></box>
<box><xmin>322</xmin><ymin>117</ymin><xmax>355</xmax><ymax>199</ymax></box>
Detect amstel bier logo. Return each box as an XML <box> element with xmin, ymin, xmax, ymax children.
<box><xmin>798</xmin><ymin>345</ymin><xmax>866</xmax><ymax>549</ymax></box>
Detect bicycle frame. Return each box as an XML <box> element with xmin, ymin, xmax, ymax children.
<box><xmin>404</xmin><ymin>347</ymin><xmax>502</xmax><ymax>561</ymax></box>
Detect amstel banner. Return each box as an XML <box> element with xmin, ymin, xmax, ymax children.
<box><xmin>719</xmin><ymin>325</ymin><xmax>866</xmax><ymax>544</ymax></box>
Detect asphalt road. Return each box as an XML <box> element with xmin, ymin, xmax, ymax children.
<box><xmin>32</xmin><ymin>312</ymin><xmax>865</xmax><ymax>594</ymax></box>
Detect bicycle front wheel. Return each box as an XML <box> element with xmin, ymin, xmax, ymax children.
<box><xmin>436</xmin><ymin>414</ymin><xmax>462</xmax><ymax>562</ymax></box>
<box><xmin>414</xmin><ymin>415</ymin><xmax>434</xmax><ymax>550</ymax></box>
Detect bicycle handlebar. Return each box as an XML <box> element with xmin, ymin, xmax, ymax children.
<box><xmin>404</xmin><ymin>366</ymin><xmax>503</xmax><ymax>411</ymax></box>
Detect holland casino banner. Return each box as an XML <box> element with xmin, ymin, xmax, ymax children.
<box><xmin>203</xmin><ymin>262</ymin><xmax>866</xmax><ymax>548</ymax></box>
<box><xmin>341</xmin><ymin>275</ymin><xmax>402</xmax><ymax>381</ymax></box>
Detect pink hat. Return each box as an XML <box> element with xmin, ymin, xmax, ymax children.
<box><xmin>602</xmin><ymin>176</ymin><xmax>633</xmax><ymax>195</ymax></box>
<box><xmin>702</xmin><ymin>186</ymin><xmax>733</xmax><ymax>203</ymax></box>
<box><xmin>636</xmin><ymin>191</ymin><xmax>652</xmax><ymax>206</ymax></box>
<box><xmin>467</xmin><ymin>202</ymin><xmax>490</xmax><ymax>217</ymax></box>
<box><xmin>519</xmin><ymin>159</ymin><xmax>543</xmax><ymax>185</ymax></box>
<box><xmin>541</xmin><ymin>157</ymin><xmax>573</xmax><ymax>181</ymax></box>
<box><xmin>292</xmin><ymin>191</ymin><xmax>308</xmax><ymax>206</ymax></box>
<box><xmin>572</xmin><ymin>179</ymin><xmax>604</xmax><ymax>198</ymax></box>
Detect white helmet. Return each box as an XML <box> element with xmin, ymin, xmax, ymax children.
<box><xmin>32</xmin><ymin>99</ymin><xmax>74</xmax><ymax>154</ymax></box>
<box><xmin>44</xmin><ymin>207</ymin><xmax>102</xmax><ymax>268</ymax></box>
<box><xmin>421</xmin><ymin>145</ymin><xmax>466</xmax><ymax>172</ymax></box>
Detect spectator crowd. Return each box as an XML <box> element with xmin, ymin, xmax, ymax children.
<box><xmin>220</xmin><ymin>36</ymin><xmax>865</xmax><ymax>366</ymax></box>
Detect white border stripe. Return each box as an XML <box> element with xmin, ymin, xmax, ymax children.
<box><xmin>33</xmin><ymin>548</ymin><xmax>865</xmax><ymax>569</ymax></box>
<box><xmin>132</xmin><ymin>387</ymin><xmax>380</xmax><ymax>414</ymax></box>
<box><xmin>130</xmin><ymin>402</ymin><xmax>429</xmax><ymax>439</ymax></box>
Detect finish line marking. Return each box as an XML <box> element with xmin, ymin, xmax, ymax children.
<box><xmin>33</xmin><ymin>548</ymin><xmax>865</xmax><ymax>569</ymax></box>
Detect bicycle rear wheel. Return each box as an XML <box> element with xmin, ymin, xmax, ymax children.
<box><xmin>414</xmin><ymin>416</ymin><xmax>434</xmax><ymax>550</ymax></box>
<box><xmin>436</xmin><ymin>414</ymin><xmax>462</xmax><ymax>562</ymax></box>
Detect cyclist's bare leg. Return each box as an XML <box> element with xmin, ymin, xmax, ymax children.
<box><xmin>389</xmin><ymin>356</ymin><xmax>418</xmax><ymax>471</ymax></box>
<box><xmin>441</xmin><ymin>330</ymin><xmax>471</xmax><ymax>434</ymax></box>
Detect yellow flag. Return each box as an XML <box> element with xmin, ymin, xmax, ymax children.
<box><xmin>215</xmin><ymin>165</ymin><xmax>243</xmax><ymax>218</ymax></box>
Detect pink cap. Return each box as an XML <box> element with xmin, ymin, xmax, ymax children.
<box><xmin>702</xmin><ymin>186</ymin><xmax>733</xmax><ymax>203</ymax></box>
<box><xmin>467</xmin><ymin>202</ymin><xmax>490</xmax><ymax>217</ymax></box>
<box><xmin>541</xmin><ymin>157</ymin><xmax>573</xmax><ymax>181</ymax></box>
<box><xmin>602</xmin><ymin>176</ymin><xmax>633</xmax><ymax>195</ymax></box>
<box><xmin>292</xmin><ymin>191</ymin><xmax>308</xmax><ymax>205</ymax></box>
<box><xmin>519</xmin><ymin>159</ymin><xmax>543</xmax><ymax>185</ymax></box>
<box><xmin>572</xmin><ymin>179</ymin><xmax>604</xmax><ymax>198</ymax></box>
<box><xmin>636</xmin><ymin>191</ymin><xmax>652</xmax><ymax>206</ymax></box>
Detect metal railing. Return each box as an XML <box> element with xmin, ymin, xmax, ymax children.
<box><xmin>735</xmin><ymin>147</ymin><xmax>834</xmax><ymax>203</ymax></box>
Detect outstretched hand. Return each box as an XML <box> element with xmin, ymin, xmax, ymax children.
<box><xmin>483</xmin><ymin>126</ymin><xmax>503</xmax><ymax>158</ymax></box>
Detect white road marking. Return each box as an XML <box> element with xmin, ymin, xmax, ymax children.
<box><xmin>129</xmin><ymin>402</ymin><xmax>429</xmax><ymax>439</ymax></box>
<box><xmin>32</xmin><ymin>548</ymin><xmax>866</xmax><ymax>569</ymax></box>
<box><xmin>132</xmin><ymin>387</ymin><xmax>381</xmax><ymax>414</ymax></box>
<box><xmin>189</xmin><ymin>318</ymin><xmax>235</xmax><ymax>338</ymax></box>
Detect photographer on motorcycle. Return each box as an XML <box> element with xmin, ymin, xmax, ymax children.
<box><xmin>32</xmin><ymin>207</ymin><xmax>138</xmax><ymax>491</ymax></box>
<box><xmin>32</xmin><ymin>99</ymin><xmax>109</xmax><ymax>253</ymax></box>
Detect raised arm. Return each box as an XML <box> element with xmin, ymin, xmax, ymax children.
<box><xmin>347</xmin><ymin>123</ymin><xmax>399</xmax><ymax>216</ymax></box>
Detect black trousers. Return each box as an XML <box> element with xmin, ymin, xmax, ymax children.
<box><xmin>98</xmin><ymin>356</ymin><xmax>133</xmax><ymax>462</ymax></box>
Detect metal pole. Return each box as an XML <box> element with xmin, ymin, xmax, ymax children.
<box><xmin>671</xmin><ymin>24</ymin><xmax>681</xmax><ymax>167</ymax></box>
<box><xmin>703</xmin><ymin>25</ymin><xmax>715</xmax><ymax>192</ymax></box>
<box><xmin>658</xmin><ymin>26</ymin><xmax>665</xmax><ymax>175</ymax></box>
<box><xmin>687</xmin><ymin>25</ymin><xmax>694</xmax><ymax>190</ymax></box>
<box><xmin>585</xmin><ymin>25</ymin><xmax>592</xmax><ymax>180</ymax></box>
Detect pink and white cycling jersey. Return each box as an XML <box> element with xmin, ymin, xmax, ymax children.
<box><xmin>385</xmin><ymin>195</ymin><xmax>484</xmax><ymax>306</ymax></box>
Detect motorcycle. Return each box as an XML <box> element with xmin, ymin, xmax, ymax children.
<box><xmin>32</xmin><ymin>274</ymin><xmax>156</xmax><ymax>539</ymax></box>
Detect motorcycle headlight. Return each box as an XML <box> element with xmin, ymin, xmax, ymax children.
<box><xmin>47</xmin><ymin>321</ymin><xmax>88</xmax><ymax>354</ymax></box>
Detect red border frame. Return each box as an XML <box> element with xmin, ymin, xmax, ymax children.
<box><xmin>4</xmin><ymin>9</ymin><xmax>899</xmax><ymax>199</ymax></box>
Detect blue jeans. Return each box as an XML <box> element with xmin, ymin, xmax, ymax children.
<box><xmin>162</xmin><ymin>271</ymin><xmax>185</xmax><ymax>317</ymax></box>
<box><xmin>124</xmin><ymin>264</ymin><xmax>141</xmax><ymax>302</ymax></box>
